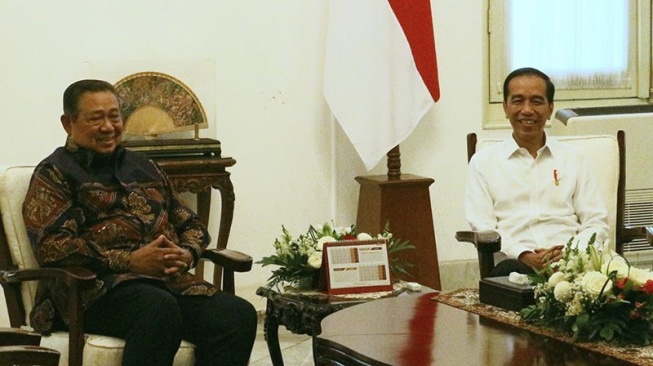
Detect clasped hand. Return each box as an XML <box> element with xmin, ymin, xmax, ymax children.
<box><xmin>128</xmin><ymin>235</ymin><xmax>193</xmax><ymax>278</ymax></box>
<box><xmin>519</xmin><ymin>244</ymin><xmax>565</xmax><ymax>270</ymax></box>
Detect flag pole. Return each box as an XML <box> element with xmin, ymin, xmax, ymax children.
<box><xmin>386</xmin><ymin>145</ymin><xmax>401</xmax><ymax>178</ymax></box>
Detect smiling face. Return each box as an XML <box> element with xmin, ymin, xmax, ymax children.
<box><xmin>503</xmin><ymin>74</ymin><xmax>554</xmax><ymax>152</ymax></box>
<box><xmin>61</xmin><ymin>91</ymin><xmax>123</xmax><ymax>155</ymax></box>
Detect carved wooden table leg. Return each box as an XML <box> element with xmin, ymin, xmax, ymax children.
<box><xmin>256</xmin><ymin>286</ymin><xmax>388</xmax><ymax>365</ymax></box>
<box><xmin>263</xmin><ymin>299</ymin><xmax>284</xmax><ymax>366</ymax></box>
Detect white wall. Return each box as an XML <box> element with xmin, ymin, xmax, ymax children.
<box><xmin>0</xmin><ymin>0</ymin><xmax>508</xmax><ymax>316</ymax></box>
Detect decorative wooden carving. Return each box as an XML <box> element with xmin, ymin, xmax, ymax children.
<box><xmin>256</xmin><ymin>287</ymin><xmax>365</xmax><ymax>366</ymax></box>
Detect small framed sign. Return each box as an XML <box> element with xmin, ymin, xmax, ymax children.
<box><xmin>320</xmin><ymin>239</ymin><xmax>394</xmax><ymax>295</ymax></box>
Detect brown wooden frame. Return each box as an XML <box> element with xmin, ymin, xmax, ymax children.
<box><xmin>0</xmin><ymin>345</ymin><xmax>60</xmax><ymax>366</ymax></box>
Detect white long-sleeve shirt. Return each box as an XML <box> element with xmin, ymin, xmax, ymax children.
<box><xmin>464</xmin><ymin>134</ymin><xmax>609</xmax><ymax>260</ymax></box>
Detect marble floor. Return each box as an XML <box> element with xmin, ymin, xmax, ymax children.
<box><xmin>249</xmin><ymin>314</ymin><xmax>314</xmax><ymax>366</ymax></box>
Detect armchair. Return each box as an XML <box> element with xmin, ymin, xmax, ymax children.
<box><xmin>456</xmin><ymin>131</ymin><xmax>653</xmax><ymax>279</ymax></box>
<box><xmin>0</xmin><ymin>165</ymin><xmax>253</xmax><ymax>366</ymax></box>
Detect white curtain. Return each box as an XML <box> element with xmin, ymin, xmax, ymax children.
<box><xmin>508</xmin><ymin>0</ymin><xmax>630</xmax><ymax>90</ymax></box>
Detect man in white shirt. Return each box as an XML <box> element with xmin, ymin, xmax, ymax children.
<box><xmin>465</xmin><ymin>67</ymin><xmax>609</xmax><ymax>276</ymax></box>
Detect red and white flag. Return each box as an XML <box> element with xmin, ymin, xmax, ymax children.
<box><xmin>324</xmin><ymin>0</ymin><xmax>440</xmax><ymax>171</ymax></box>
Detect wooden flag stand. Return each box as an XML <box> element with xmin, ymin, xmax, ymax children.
<box><xmin>354</xmin><ymin>145</ymin><xmax>442</xmax><ymax>290</ymax></box>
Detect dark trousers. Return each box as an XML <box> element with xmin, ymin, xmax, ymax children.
<box><xmin>83</xmin><ymin>280</ymin><xmax>257</xmax><ymax>366</ymax></box>
<box><xmin>488</xmin><ymin>259</ymin><xmax>535</xmax><ymax>277</ymax></box>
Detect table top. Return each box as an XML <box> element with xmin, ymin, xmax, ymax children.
<box><xmin>256</xmin><ymin>284</ymin><xmax>413</xmax><ymax>308</ymax></box>
<box><xmin>314</xmin><ymin>292</ymin><xmax>631</xmax><ymax>366</ymax></box>
<box><xmin>256</xmin><ymin>284</ymin><xmax>429</xmax><ymax>336</ymax></box>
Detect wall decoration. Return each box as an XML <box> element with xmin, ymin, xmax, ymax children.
<box><xmin>114</xmin><ymin>72</ymin><xmax>208</xmax><ymax>138</ymax></box>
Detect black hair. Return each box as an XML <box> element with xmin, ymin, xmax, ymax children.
<box><xmin>503</xmin><ymin>67</ymin><xmax>555</xmax><ymax>103</ymax></box>
<box><xmin>63</xmin><ymin>79</ymin><xmax>119</xmax><ymax>118</ymax></box>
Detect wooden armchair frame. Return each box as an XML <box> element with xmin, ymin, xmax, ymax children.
<box><xmin>0</xmin><ymin>326</ymin><xmax>60</xmax><ymax>366</ymax></box>
<box><xmin>0</xmin><ymin>166</ymin><xmax>253</xmax><ymax>366</ymax></box>
<box><xmin>0</xmin><ymin>345</ymin><xmax>61</xmax><ymax>366</ymax></box>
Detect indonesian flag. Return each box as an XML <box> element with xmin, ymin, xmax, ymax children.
<box><xmin>324</xmin><ymin>0</ymin><xmax>440</xmax><ymax>171</ymax></box>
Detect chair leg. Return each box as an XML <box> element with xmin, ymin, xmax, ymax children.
<box><xmin>478</xmin><ymin>252</ymin><xmax>496</xmax><ymax>279</ymax></box>
<box><xmin>222</xmin><ymin>270</ymin><xmax>235</xmax><ymax>294</ymax></box>
<box><xmin>68</xmin><ymin>285</ymin><xmax>85</xmax><ymax>366</ymax></box>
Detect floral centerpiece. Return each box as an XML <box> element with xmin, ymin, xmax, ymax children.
<box><xmin>520</xmin><ymin>234</ymin><xmax>653</xmax><ymax>345</ymax></box>
<box><xmin>256</xmin><ymin>222</ymin><xmax>414</xmax><ymax>290</ymax></box>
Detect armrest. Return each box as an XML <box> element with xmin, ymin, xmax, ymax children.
<box><xmin>0</xmin><ymin>327</ymin><xmax>41</xmax><ymax>346</ymax></box>
<box><xmin>617</xmin><ymin>225</ymin><xmax>653</xmax><ymax>255</ymax></box>
<box><xmin>455</xmin><ymin>230</ymin><xmax>502</xmax><ymax>279</ymax></box>
<box><xmin>1</xmin><ymin>266</ymin><xmax>96</xmax><ymax>288</ymax></box>
<box><xmin>455</xmin><ymin>230</ymin><xmax>502</xmax><ymax>253</ymax></box>
<box><xmin>201</xmin><ymin>248</ymin><xmax>253</xmax><ymax>273</ymax></box>
<box><xmin>0</xmin><ymin>345</ymin><xmax>60</xmax><ymax>366</ymax></box>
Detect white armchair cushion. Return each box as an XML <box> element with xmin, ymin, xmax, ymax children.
<box><xmin>40</xmin><ymin>333</ymin><xmax>195</xmax><ymax>366</ymax></box>
<box><xmin>82</xmin><ymin>336</ymin><xmax>195</xmax><ymax>366</ymax></box>
<box><xmin>0</xmin><ymin>166</ymin><xmax>39</xmax><ymax>322</ymax></box>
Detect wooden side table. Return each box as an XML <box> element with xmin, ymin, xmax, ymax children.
<box><xmin>123</xmin><ymin>138</ymin><xmax>236</xmax><ymax>286</ymax></box>
<box><xmin>255</xmin><ymin>287</ymin><xmax>362</xmax><ymax>366</ymax></box>
<box><xmin>256</xmin><ymin>286</ymin><xmax>426</xmax><ymax>366</ymax></box>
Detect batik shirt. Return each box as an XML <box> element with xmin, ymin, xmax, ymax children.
<box><xmin>24</xmin><ymin>144</ymin><xmax>217</xmax><ymax>334</ymax></box>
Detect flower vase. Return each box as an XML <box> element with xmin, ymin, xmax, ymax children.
<box><xmin>296</xmin><ymin>272</ymin><xmax>320</xmax><ymax>291</ymax></box>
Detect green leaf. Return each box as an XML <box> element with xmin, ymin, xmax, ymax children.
<box><xmin>599</xmin><ymin>325</ymin><xmax>616</xmax><ymax>341</ymax></box>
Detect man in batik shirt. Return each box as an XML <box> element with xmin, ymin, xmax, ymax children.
<box><xmin>23</xmin><ymin>79</ymin><xmax>256</xmax><ymax>366</ymax></box>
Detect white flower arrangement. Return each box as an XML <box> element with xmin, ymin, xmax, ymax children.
<box><xmin>521</xmin><ymin>234</ymin><xmax>653</xmax><ymax>345</ymax></box>
<box><xmin>257</xmin><ymin>222</ymin><xmax>413</xmax><ymax>290</ymax></box>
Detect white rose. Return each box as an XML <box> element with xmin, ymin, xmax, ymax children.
<box><xmin>316</xmin><ymin>236</ymin><xmax>337</xmax><ymax>251</ymax></box>
<box><xmin>581</xmin><ymin>271</ymin><xmax>612</xmax><ymax>297</ymax></box>
<box><xmin>629</xmin><ymin>267</ymin><xmax>653</xmax><ymax>287</ymax></box>
<box><xmin>356</xmin><ymin>233</ymin><xmax>373</xmax><ymax>241</ymax></box>
<box><xmin>553</xmin><ymin>281</ymin><xmax>573</xmax><ymax>302</ymax></box>
<box><xmin>548</xmin><ymin>271</ymin><xmax>566</xmax><ymax>288</ymax></box>
<box><xmin>307</xmin><ymin>251</ymin><xmax>323</xmax><ymax>269</ymax></box>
